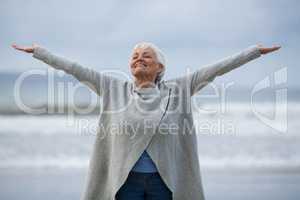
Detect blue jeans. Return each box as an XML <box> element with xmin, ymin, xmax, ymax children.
<box><xmin>115</xmin><ymin>171</ymin><xmax>172</xmax><ymax>200</ymax></box>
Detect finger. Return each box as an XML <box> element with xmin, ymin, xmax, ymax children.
<box><xmin>270</xmin><ymin>46</ymin><xmax>281</xmax><ymax>52</ymax></box>
<box><xmin>12</xmin><ymin>45</ymin><xmax>26</xmax><ymax>51</ymax></box>
<box><xmin>273</xmin><ymin>45</ymin><xmax>281</xmax><ymax>50</ymax></box>
<box><xmin>11</xmin><ymin>44</ymin><xmax>20</xmax><ymax>49</ymax></box>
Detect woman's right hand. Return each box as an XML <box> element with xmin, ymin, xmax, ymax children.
<box><xmin>11</xmin><ymin>43</ymin><xmax>39</xmax><ymax>54</ymax></box>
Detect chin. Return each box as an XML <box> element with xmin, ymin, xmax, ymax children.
<box><xmin>133</xmin><ymin>68</ymin><xmax>147</xmax><ymax>76</ymax></box>
<box><xmin>133</xmin><ymin>71</ymin><xmax>147</xmax><ymax>77</ymax></box>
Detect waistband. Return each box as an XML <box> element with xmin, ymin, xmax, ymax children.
<box><xmin>129</xmin><ymin>171</ymin><xmax>159</xmax><ymax>175</ymax></box>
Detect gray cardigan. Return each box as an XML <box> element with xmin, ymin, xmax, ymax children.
<box><xmin>33</xmin><ymin>45</ymin><xmax>261</xmax><ymax>200</ymax></box>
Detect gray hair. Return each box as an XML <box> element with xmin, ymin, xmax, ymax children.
<box><xmin>132</xmin><ymin>42</ymin><xmax>166</xmax><ymax>84</ymax></box>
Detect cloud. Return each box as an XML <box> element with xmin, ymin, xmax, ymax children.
<box><xmin>1</xmin><ymin>0</ymin><xmax>299</xmax><ymax>87</ymax></box>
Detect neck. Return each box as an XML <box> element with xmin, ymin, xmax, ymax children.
<box><xmin>134</xmin><ymin>78</ymin><xmax>156</xmax><ymax>88</ymax></box>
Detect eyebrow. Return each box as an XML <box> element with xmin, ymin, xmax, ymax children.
<box><xmin>132</xmin><ymin>51</ymin><xmax>152</xmax><ymax>57</ymax></box>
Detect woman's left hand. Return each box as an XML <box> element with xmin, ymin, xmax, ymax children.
<box><xmin>257</xmin><ymin>44</ymin><xmax>281</xmax><ymax>55</ymax></box>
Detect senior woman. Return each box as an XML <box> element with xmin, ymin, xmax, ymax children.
<box><xmin>12</xmin><ymin>42</ymin><xmax>280</xmax><ymax>200</ymax></box>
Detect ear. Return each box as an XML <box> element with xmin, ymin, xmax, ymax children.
<box><xmin>158</xmin><ymin>63</ymin><xmax>164</xmax><ymax>72</ymax></box>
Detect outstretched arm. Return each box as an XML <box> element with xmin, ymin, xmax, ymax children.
<box><xmin>12</xmin><ymin>43</ymin><xmax>114</xmax><ymax>96</ymax></box>
<box><xmin>178</xmin><ymin>44</ymin><xmax>281</xmax><ymax>96</ymax></box>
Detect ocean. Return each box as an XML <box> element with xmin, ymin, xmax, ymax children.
<box><xmin>0</xmin><ymin>72</ymin><xmax>299</xmax><ymax>199</ymax></box>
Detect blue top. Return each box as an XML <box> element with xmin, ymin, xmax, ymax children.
<box><xmin>131</xmin><ymin>150</ymin><xmax>158</xmax><ymax>172</ymax></box>
<box><xmin>131</xmin><ymin>85</ymin><xmax>159</xmax><ymax>173</ymax></box>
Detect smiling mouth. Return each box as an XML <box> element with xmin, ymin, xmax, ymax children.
<box><xmin>135</xmin><ymin>63</ymin><xmax>147</xmax><ymax>68</ymax></box>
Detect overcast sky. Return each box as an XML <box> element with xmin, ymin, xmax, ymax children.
<box><xmin>1</xmin><ymin>0</ymin><xmax>299</xmax><ymax>87</ymax></box>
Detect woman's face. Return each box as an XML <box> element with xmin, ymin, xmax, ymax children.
<box><xmin>130</xmin><ymin>47</ymin><xmax>163</xmax><ymax>82</ymax></box>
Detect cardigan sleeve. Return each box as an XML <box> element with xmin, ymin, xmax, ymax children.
<box><xmin>179</xmin><ymin>45</ymin><xmax>261</xmax><ymax>96</ymax></box>
<box><xmin>32</xmin><ymin>46</ymin><xmax>114</xmax><ymax>96</ymax></box>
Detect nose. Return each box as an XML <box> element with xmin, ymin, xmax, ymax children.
<box><xmin>133</xmin><ymin>56</ymin><xmax>145</xmax><ymax>66</ymax></box>
<box><xmin>136</xmin><ymin>55</ymin><xmax>144</xmax><ymax>61</ymax></box>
